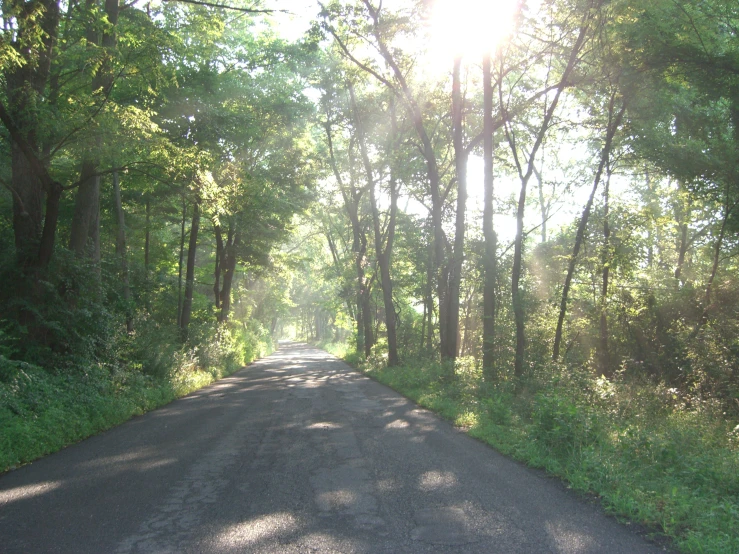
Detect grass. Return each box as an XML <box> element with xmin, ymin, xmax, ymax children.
<box><xmin>0</xmin><ymin>333</ymin><xmax>272</xmax><ymax>474</ymax></box>
<box><xmin>327</xmin><ymin>348</ymin><xmax>739</xmax><ymax>554</ymax></box>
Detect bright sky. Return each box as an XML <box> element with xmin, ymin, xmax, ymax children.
<box><xmin>428</xmin><ymin>0</ymin><xmax>518</xmax><ymax>60</ymax></box>
<box><xmin>263</xmin><ymin>0</ymin><xmax>320</xmax><ymax>41</ymax></box>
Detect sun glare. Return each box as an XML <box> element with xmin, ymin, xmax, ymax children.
<box><xmin>427</xmin><ymin>0</ymin><xmax>518</xmax><ymax>67</ymax></box>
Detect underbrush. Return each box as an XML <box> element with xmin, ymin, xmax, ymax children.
<box><xmin>340</xmin><ymin>350</ymin><xmax>738</xmax><ymax>554</ymax></box>
<box><xmin>312</xmin><ymin>339</ymin><xmax>362</xmax><ymax>365</ymax></box>
<box><xmin>0</xmin><ymin>321</ymin><xmax>272</xmax><ymax>473</ymax></box>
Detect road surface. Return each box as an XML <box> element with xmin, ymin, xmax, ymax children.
<box><xmin>0</xmin><ymin>343</ymin><xmax>669</xmax><ymax>553</ymax></box>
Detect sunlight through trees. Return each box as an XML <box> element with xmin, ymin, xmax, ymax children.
<box><xmin>2</xmin><ymin>0</ymin><xmax>739</xmax><ymax>549</ymax></box>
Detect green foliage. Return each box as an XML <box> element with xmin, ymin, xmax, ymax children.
<box><xmin>0</xmin><ymin>251</ymin><xmax>118</xmax><ymax>367</ymax></box>
<box><xmin>1</xmin><ymin>0</ymin><xmax>316</xmax><ymax>473</ymax></box>
<box><xmin>0</xmin><ymin>316</ymin><xmax>271</xmax><ymax>473</ymax></box>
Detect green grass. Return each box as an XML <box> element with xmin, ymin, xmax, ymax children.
<box><xmin>333</xmin><ymin>350</ymin><xmax>739</xmax><ymax>554</ymax></box>
<box><xmin>0</xmin><ymin>333</ymin><xmax>272</xmax><ymax>474</ymax></box>
<box><xmin>314</xmin><ymin>340</ymin><xmax>365</xmax><ymax>366</ymax></box>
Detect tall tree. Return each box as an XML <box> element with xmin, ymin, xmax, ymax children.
<box><xmin>69</xmin><ymin>0</ymin><xmax>120</xmax><ymax>262</ymax></box>
<box><xmin>552</xmin><ymin>92</ymin><xmax>626</xmax><ymax>362</ymax></box>
<box><xmin>112</xmin><ymin>170</ymin><xmax>133</xmax><ymax>333</ymax></box>
<box><xmin>481</xmin><ymin>52</ymin><xmax>497</xmax><ymax>378</ymax></box>
<box><xmin>180</xmin><ymin>198</ymin><xmax>200</xmax><ymax>336</ymax></box>
<box><xmin>3</xmin><ymin>0</ymin><xmax>61</xmax><ymax>269</ymax></box>
<box><xmin>323</xmin><ymin>0</ymin><xmax>453</xmax><ymax>359</ymax></box>
<box><xmin>446</xmin><ymin>55</ymin><xmax>467</xmax><ymax>360</ymax></box>
<box><xmin>501</xmin><ymin>0</ymin><xmax>598</xmax><ymax>377</ymax></box>
<box><xmin>349</xmin><ymin>83</ymin><xmax>400</xmax><ymax>365</ymax></box>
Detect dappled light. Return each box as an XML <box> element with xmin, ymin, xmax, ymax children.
<box><xmin>418</xmin><ymin>470</ymin><xmax>459</xmax><ymax>492</ymax></box>
<box><xmin>1</xmin><ymin>343</ymin><xmax>662</xmax><ymax>552</ymax></box>
<box><xmin>384</xmin><ymin>418</ymin><xmax>411</xmax><ymax>429</ymax></box>
<box><xmin>213</xmin><ymin>513</ymin><xmax>301</xmax><ymax>550</ymax></box>
<box><xmin>545</xmin><ymin>522</ymin><xmax>598</xmax><ymax>554</ymax></box>
<box><xmin>0</xmin><ymin>480</ymin><xmax>62</xmax><ymax>505</ymax></box>
<box><xmin>1</xmin><ymin>0</ymin><xmax>738</xmax><ymax>551</ymax></box>
<box><xmin>305</xmin><ymin>421</ymin><xmax>344</xmax><ymax>430</ymax></box>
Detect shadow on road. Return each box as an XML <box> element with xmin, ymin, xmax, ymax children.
<box><xmin>0</xmin><ymin>342</ymin><xmax>668</xmax><ymax>553</ymax></box>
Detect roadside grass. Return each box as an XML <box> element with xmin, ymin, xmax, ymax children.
<box><xmin>328</xmin><ymin>348</ymin><xmax>739</xmax><ymax>554</ymax></box>
<box><xmin>0</xmin><ymin>325</ymin><xmax>272</xmax><ymax>474</ymax></box>
<box><xmin>314</xmin><ymin>339</ymin><xmax>363</xmax><ymax>366</ymax></box>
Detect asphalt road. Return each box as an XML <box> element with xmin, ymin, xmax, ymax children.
<box><xmin>0</xmin><ymin>342</ymin><xmax>670</xmax><ymax>553</ymax></box>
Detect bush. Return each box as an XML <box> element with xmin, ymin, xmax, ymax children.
<box><xmin>0</xmin><ymin>308</ymin><xmax>273</xmax><ymax>473</ymax></box>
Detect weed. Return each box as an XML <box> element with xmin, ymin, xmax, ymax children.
<box><xmin>0</xmin><ymin>320</ymin><xmax>272</xmax><ymax>473</ymax></box>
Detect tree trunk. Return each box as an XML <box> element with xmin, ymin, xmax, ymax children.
<box><xmin>112</xmin><ymin>171</ymin><xmax>133</xmax><ymax>333</ymax></box>
<box><xmin>359</xmin><ymin>240</ymin><xmax>373</xmax><ymax>358</ymax></box>
<box><xmin>645</xmin><ymin>168</ymin><xmax>656</xmax><ymax>268</ymax></box>
<box><xmin>674</xmin><ymin>182</ymin><xmax>690</xmax><ymax>285</ymax></box>
<box><xmin>534</xmin><ymin>164</ymin><xmax>548</xmax><ymax>243</ymax></box>
<box><xmin>219</xmin><ymin>228</ymin><xmax>239</xmax><ymax>323</ymax></box>
<box><xmin>38</xmin><ymin>181</ymin><xmax>63</xmax><ymax>270</ymax></box>
<box><xmin>0</xmin><ymin>99</ymin><xmax>62</xmax><ymax>271</ymax></box>
<box><xmin>511</xmin><ymin>191</ymin><xmax>527</xmax><ymax>377</ymax></box>
<box><xmin>326</xmin><ymin>230</ymin><xmax>356</xmax><ymax>322</ymax></box>
<box><xmin>691</xmin><ymin>200</ymin><xmax>733</xmax><ymax>338</ymax></box>
<box><xmin>598</xmin><ymin>168</ymin><xmax>612</xmax><ymax>377</ymax></box>
<box><xmin>176</xmin><ymin>197</ymin><xmax>187</xmax><ymax>327</ymax></box>
<box><xmin>144</xmin><ymin>197</ymin><xmax>151</xmax><ymax>270</ymax></box>
<box><xmin>180</xmin><ymin>200</ymin><xmax>200</xmax><ymax>337</ymax></box>
<box><xmin>5</xmin><ymin>0</ymin><xmax>60</xmax><ymax>269</ymax></box>
<box><xmin>675</xmin><ymin>221</ymin><xmax>688</xmax><ymax>283</ymax></box>
<box><xmin>349</xmin><ymin>83</ymin><xmax>399</xmax><ymax>365</ymax></box>
<box><xmin>69</xmin><ymin>0</ymin><xmax>118</xmax><ymax>263</ymax></box>
<box><xmin>460</xmin><ymin>285</ymin><xmax>474</xmax><ymax>357</ymax></box>
<box><xmin>482</xmin><ymin>52</ymin><xmax>497</xmax><ymax>379</ymax></box>
<box><xmin>214</xmin><ymin>223</ymin><xmax>223</xmax><ymax>310</ymax></box>
<box><xmin>380</xmin><ymin>176</ymin><xmax>399</xmax><ymax>365</ymax></box>
<box><xmin>553</xmin><ymin>97</ymin><xmax>625</xmax><ymax>362</ymax></box>
<box><xmin>69</xmin><ymin>160</ymin><xmax>100</xmax><ymax>259</ymax></box>
<box><xmin>324</xmin><ymin>110</ymin><xmax>373</xmax><ymax>356</ymax></box>
<box><xmin>420</xmin><ymin>296</ymin><xmax>427</xmax><ymax>353</ymax></box>
<box><xmin>361</xmin><ymin>4</ymin><xmax>447</xmax><ymax>359</ymax></box>
<box><xmin>446</xmin><ymin>55</ymin><xmax>467</xmax><ymax>361</ymax></box>
<box><xmin>504</xmin><ymin>6</ymin><xmax>595</xmax><ymax>377</ymax></box>
<box><xmin>11</xmin><ymin>141</ymin><xmax>44</xmax><ymax>266</ymax></box>
<box><xmin>89</xmin><ymin>184</ymin><xmax>101</xmax><ymax>264</ymax></box>
<box><xmin>425</xmin><ymin>233</ymin><xmax>435</xmax><ymax>352</ymax></box>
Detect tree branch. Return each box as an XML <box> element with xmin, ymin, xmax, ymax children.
<box><xmin>162</xmin><ymin>0</ymin><xmax>284</xmax><ymax>13</ymax></box>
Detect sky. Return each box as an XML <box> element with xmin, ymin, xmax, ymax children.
<box><xmin>264</xmin><ymin>0</ymin><xmax>321</xmax><ymax>41</ymax></box>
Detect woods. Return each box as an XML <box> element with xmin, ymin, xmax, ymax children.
<box><xmin>0</xmin><ymin>0</ymin><xmax>316</xmax><ymax>474</ymax></box>
<box><xmin>294</xmin><ymin>0</ymin><xmax>739</xmax><ymax>401</ymax></box>
<box><xmin>2</xmin><ymin>0</ymin><xmax>739</xmax><ymax>551</ymax></box>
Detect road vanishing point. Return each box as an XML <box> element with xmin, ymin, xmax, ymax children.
<box><xmin>0</xmin><ymin>343</ymin><xmax>670</xmax><ymax>553</ymax></box>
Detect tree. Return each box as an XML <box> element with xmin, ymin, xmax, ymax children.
<box><xmin>481</xmin><ymin>52</ymin><xmax>497</xmax><ymax>377</ymax></box>
<box><xmin>500</xmin><ymin>0</ymin><xmax>600</xmax><ymax>378</ymax></box>
<box><xmin>322</xmin><ymin>0</ymin><xmax>458</xmax><ymax>360</ymax></box>
<box><xmin>2</xmin><ymin>0</ymin><xmax>61</xmax><ymax>269</ymax></box>
<box><xmin>552</xmin><ymin>91</ymin><xmax>626</xmax><ymax>363</ymax></box>
<box><xmin>348</xmin><ymin>83</ymin><xmax>401</xmax><ymax>365</ymax></box>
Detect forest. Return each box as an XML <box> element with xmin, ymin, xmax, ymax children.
<box><xmin>1</xmin><ymin>0</ymin><xmax>738</xmax><ymax>551</ymax></box>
